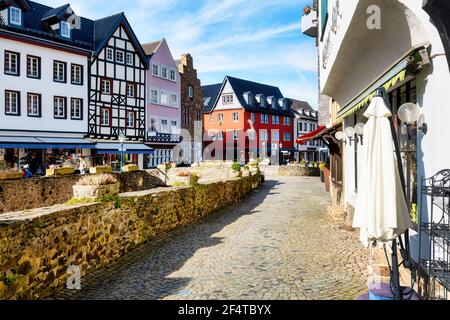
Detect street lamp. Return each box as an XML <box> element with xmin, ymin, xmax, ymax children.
<box><xmin>355</xmin><ymin>122</ymin><xmax>365</xmax><ymax>145</ymax></box>
<box><xmin>119</xmin><ymin>131</ymin><xmax>126</xmax><ymax>173</ymax></box>
<box><xmin>398</xmin><ymin>102</ymin><xmax>428</xmax><ymax>137</ymax></box>
<box><xmin>344</xmin><ymin>126</ymin><xmax>356</xmax><ymax>146</ymax></box>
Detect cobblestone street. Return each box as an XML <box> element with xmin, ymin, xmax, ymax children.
<box><xmin>56</xmin><ymin>177</ymin><xmax>371</xmax><ymax>300</ymax></box>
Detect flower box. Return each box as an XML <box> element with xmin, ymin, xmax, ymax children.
<box><xmin>46</xmin><ymin>167</ymin><xmax>75</xmax><ymax>177</ymax></box>
<box><xmin>73</xmin><ymin>182</ymin><xmax>120</xmax><ymax>200</ymax></box>
<box><xmin>89</xmin><ymin>166</ymin><xmax>112</xmax><ymax>174</ymax></box>
<box><xmin>122</xmin><ymin>165</ymin><xmax>139</xmax><ymax>172</ymax></box>
<box><xmin>0</xmin><ymin>171</ymin><xmax>22</xmax><ymax>180</ymax></box>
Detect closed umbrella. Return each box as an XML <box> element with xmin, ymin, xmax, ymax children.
<box><xmin>353</xmin><ymin>95</ymin><xmax>412</xmax><ymax>247</ymax></box>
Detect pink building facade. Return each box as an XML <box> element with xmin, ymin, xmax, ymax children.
<box><xmin>143</xmin><ymin>39</ymin><xmax>181</xmax><ymax>167</ymax></box>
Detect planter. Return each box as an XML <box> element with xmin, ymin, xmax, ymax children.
<box><xmin>89</xmin><ymin>166</ymin><xmax>112</xmax><ymax>174</ymax></box>
<box><xmin>46</xmin><ymin>167</ymin><xmax>75</xmax><ymax>177</ymax></box>
<box><xmin>73</xmin><ymin>182</ymin><xmax>120</xmax><ymax>199</ymax></box>
<box><xmin>122</xmin><ymin>165</ymin><xmax>139</xmax><ymax>172</ymax></box>
<box><xmin>0</xmin><ymin>171</ymin><xmax>22</xmax><ymax>180</ymax></box>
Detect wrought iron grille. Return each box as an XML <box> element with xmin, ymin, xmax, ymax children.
<box><xmin>419</xmin><ymin>169</ymin><xmax>450</xmax><ymax>300</ymax></box>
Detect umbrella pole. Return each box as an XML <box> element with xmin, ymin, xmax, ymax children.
<box><xmin>391</xmin><ymin>239</ymin><xmax>403</xmax><ymax>300</ymax></box>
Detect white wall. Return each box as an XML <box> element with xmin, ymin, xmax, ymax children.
<box><xmin>0</xmin><ymin>38</ymin><xmax>88</xmax><ymax>136</ymax></box>
<box><xmin>214</xmin><ymin>80</ymin><xmax>240</xmax><ymax>111</ymax></box>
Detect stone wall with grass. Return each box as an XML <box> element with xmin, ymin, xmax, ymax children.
<box><xmin>0</xmin><ymin>171</ymin><xmax>166</xmax><ymax>214</ymax></box>
<box><xmin>261</xmin><ymin>165</ymin><xmax>320</xmax><ymax>177</ymax></box>
<box><xmin>0</xmin><ymin>174</ymin><xmax>261</xmax><ymax>299</ymax></box>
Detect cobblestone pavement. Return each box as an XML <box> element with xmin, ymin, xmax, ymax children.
<box><xmin>56</xmin><ymin>177</ymin><xmax>371</xmax><ymax>300</ymax></box>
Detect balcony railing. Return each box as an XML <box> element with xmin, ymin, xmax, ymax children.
<box><xmin>147</xmin><ymin>131</ymin><xmax>182</xmax><ymax>143</ymax></box>
<box><xmin>301</xmin><ymin>10</ymin><xmax>318</xmax><ymax>38</ymax></box>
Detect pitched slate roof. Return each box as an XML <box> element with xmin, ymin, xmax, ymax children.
<box><xmin>0</xmin><ymin>1</ymin><xmax>146</xmax><ymax>63</ymax></box>
<box><xmin>201</xmin><ymin>83</ymin><xmax>222</xmax><ymax>113</ymax></box>
<box><xmin>225</xmin><ymin>76</ymin><xmax>292</xmax><ymax>116</ymax></box>
<box><xmin>288</xmin><ymin>98</ymin><xmax>318</xmax><ymax>120</ymax></box>
<box><xmin>41</xmin><ymin>3</ymin><xmax>70</xmax><ymax>22</ymax></box>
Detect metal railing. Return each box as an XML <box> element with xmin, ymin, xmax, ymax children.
<box><xmin>147</xmin><ymin>131</ymin><xmax>181</xmax><ymax>143</ymax></box>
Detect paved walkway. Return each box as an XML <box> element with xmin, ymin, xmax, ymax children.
<box><xmin>56</xmin><ymin>177</ymin><xmax>371</xmax><ymax>300</ymax></box>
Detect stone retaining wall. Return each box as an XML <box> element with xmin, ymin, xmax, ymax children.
<box><xmin>261</xmin><ymin>165</ymin><xmax>320</xmax><ymax>177</ymax></box>
<box><xmin>0</xmin><ymin>171</ymin><xmax>166</xmax><ymax>214</ymax></box>
<box><xmin>0</xmin><ymin>174</ymin><xmax>261</xmax><ymax>299</ymax></box>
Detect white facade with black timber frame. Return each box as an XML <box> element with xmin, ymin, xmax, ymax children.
<box><xmin>89</xmin><ymin>24</ymin><xmax>146</xmax><ymax>142</ymax></box>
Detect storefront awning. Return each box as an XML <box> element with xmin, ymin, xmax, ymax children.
<box><xmin>95</xmin><ymin>143</ymin><xmax>154</xmax><ymax>155</ymax></box>
<box><xmin>336</xmin><ymin>46</ymin><xmax>426</xmax><ymax>121</ymax></box>
<box><xmin>0</xmin><ymin>136</ymin><xmax>95</xmax><ymax>149</ymax></box>
<box><xmin>296</xmin><ymin>126</ymin><xmax>327</xmax><ymax>145</ymax></box>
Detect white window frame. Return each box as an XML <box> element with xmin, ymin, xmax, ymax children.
<box><xmin>218</xmin><ymin>131</ymin><xmax>224</xmax><ymax>141</ymax></box>
<box><xmin>9</xmin><ymin>7</ymin><xmax>21</xmax><ymax>26</ymax></box>
<box><xmin>189</xmin><ymin>86</ymin><xmax>194</xmax><ymax>99</ymax></box>
<box><xmin>160</xmin><ymin>119</ymin><xmax>169</xmax><ymax>133</ymax></box>
<box><xmin>126</xmin><ymin>111</ymin><xmax>135</xmax><ymax>128</ymax></box>
<box><xmin>71</xmin><ymin>64</ymin><xmax>82</xmax><ymax>85</ymax></box>
<box><xmin>126</xmin><ymin>83</ymin><xmax>135</xmax><ymax>98</ymax></box>
<box><xmin>101</xmin><ymin>79</ymin><xmax>111</xmax><ymax>95</ymax></box>
<box><xmin>71</xmin><ymin>98</ymin><xmax>82</xmax><ymax>120</ymax></box>
<box><xmin>284</xmin><ymin>133</ymin><xmax>291</xmax><ymax>142</ymax></box>
<box><xmin>126</xmin><ymin>53</ymin><xmax>134</xmax><ymax>65</ymax></box>
<box><xmin>54</xmin><ymin>61</ymin><xmax>66</xmax><ymax>82</ymax></box>
<box><xmin>150</xmin><ymin>88</ymin><xmax>159</xmax><ymax>104</ymax></box>
<box><xmin>169</xmin><ymin>69</ymin><xmax>176</xmax><ymax>82</ymax></box>
<box><xmin>106</xmin><ymin>48</ymin><xmax>114</xmax><ymax>61</ymax></box>
<box><xmin>5</xmin><ymin>91</ymin><xmax>19</xmax><ymax>115</ymax></box>
<box><xmin>260</xmin><ymin>130</ymin><xmax>268</xmax><ymax>141</ymax></box>
<box><xmin>218</xmin><ymin>113</ymin><xmax>224</xmax><ymax>122</ymax></box>
<box><xmin>152</xmin><ymin>63</ymin><xmax>160</xmax><ymax>76</ymax></box>
<box><xmin>27</xmin><ymin>56</ymin><xmax>40</xmax><ymax>78</ymax></box>
<box><xmin>160</xmin><ymin>91</ymin><xmax>170</xmax><ymax>106</ymax></box>
<box><xmin>53</xmin><ymin>97</ymin><xmax>66</xmax><ymax>119</ymax></box>
<box><xmin>60</xmin><ymin>21</ymin><xmax>71</xmax><ymax>38</ymax></box>
<box><xmin>170</xmin><ymin>93</ymin><xmax>178</xmax><ymax>108</ymax></box>
<box><xmin>250</xmin><ymin>113</ymin><xmax>256</xmax><ymax>124</ymax></box>
<box><xmin>161</xmin><ymin>66</ymin><xmax>168</xmax><ymax>79</ymax></box>
<box><xmin>272</xmin><ymin>131</ymin><xmax>280</xmax><ymax>142</ymax></box>
<box><xmin>170</xmin><ymin>120</ymin><xmax>178</xmax><ymax>134</ymax></box>
<box><xmin>100</xmin><ymin>108</ymin><xmax>110</xmax><ymax>126</ymax></box>
<box><xmin>27</xmin><ymin>93</ymin><xmax>40</xmax><ymax>117</ymax></box>
<box><xmin>232</xmin><ymin>112</ymin><xmax>239</xmax><ymax>122</ymax></box>
<box><xmin>5</xmin><ymin>51</ymin><xmax>19</xmax><ymax>75</ymax></box>
<box><xmin>222</xmin><ymin>94</ymin><xmax>233</xmax><ymax>105</ymax></box>
<box><xmin>116</xmin><ymin>50</ymin><xmax>124</xmax><ymax>64</ymax></box>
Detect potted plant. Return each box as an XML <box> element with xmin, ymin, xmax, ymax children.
<box><xmin>304</xmin><ymin>5</ymin><xmax>312</xmax><ymax>15</ymax></box>
<box><xmin>73</xmin><ymin>174</ymin><xmax>119</xmax><ymax>200</ymax></box>
<box><xmin>300</xmin><ymin>160</ymin><xmax>307</xmax><ymax>168</ymax></box>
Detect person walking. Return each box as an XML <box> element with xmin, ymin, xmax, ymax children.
<box><xmin>79</xmin><ymin>158</ymin><xmax>87</xmax><ymax>175</ymax></box>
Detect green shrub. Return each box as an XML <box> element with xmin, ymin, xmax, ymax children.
<box><xmin>189</xmin><ymin>174</ymin><xmax>200</xmax><ymax>186</ymax></box>
<box><xmin>232</xmin><ymin>162</ymin><xmax>241</xmax><ymax>172</ymax></box>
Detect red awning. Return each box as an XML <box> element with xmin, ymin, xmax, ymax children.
<box><xmin>296</xmin><ymin>125</ymin><xmax>327</xmax><ymax>145</ymax></box>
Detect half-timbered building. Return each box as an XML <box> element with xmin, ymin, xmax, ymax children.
<box><xmin>0</xmin><ymin>0</ymin><xmax>152</xmax><ymax>172</ymax></box>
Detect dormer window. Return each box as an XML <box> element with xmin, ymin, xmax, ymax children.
<box><xmin>260</xmin><ymin>95</ymin><xmax>266</xmax><ymax>107</ymax></box>
<box><xmin>9</xmin><ymin>7</ymin><xmax>22</xmax><ymax>26</ymax></box>
<box><xmin>60</xmin><ymin>21</ymin><xmax>71</xmax><ymax>39</ymax></box>
<box><xmin>283</xmin><ymin>100</ymin><xmax>288</xmax><ymax>109</ymax></box>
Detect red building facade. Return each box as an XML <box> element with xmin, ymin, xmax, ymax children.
<box><xmin>202</xmin><ymin>76</ymin><xmax>294</xmax><ymax>163</ymax></box>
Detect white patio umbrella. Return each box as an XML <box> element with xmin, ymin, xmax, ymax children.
<box><xmin>353</xmin><ymin>96</ymin><xmax>412</xmax><ymax>247</ymax></box>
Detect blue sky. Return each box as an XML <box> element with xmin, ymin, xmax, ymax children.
<box><xmin>40</xmin><ymin>0</ymin><xmax>318</xmax><ymax>107</ymax></box>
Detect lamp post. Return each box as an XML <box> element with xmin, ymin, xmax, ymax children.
<box><xmin>119</xmin><ymin>131</ymin><xmax>126</xmax><ymax>173</ymax></box>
